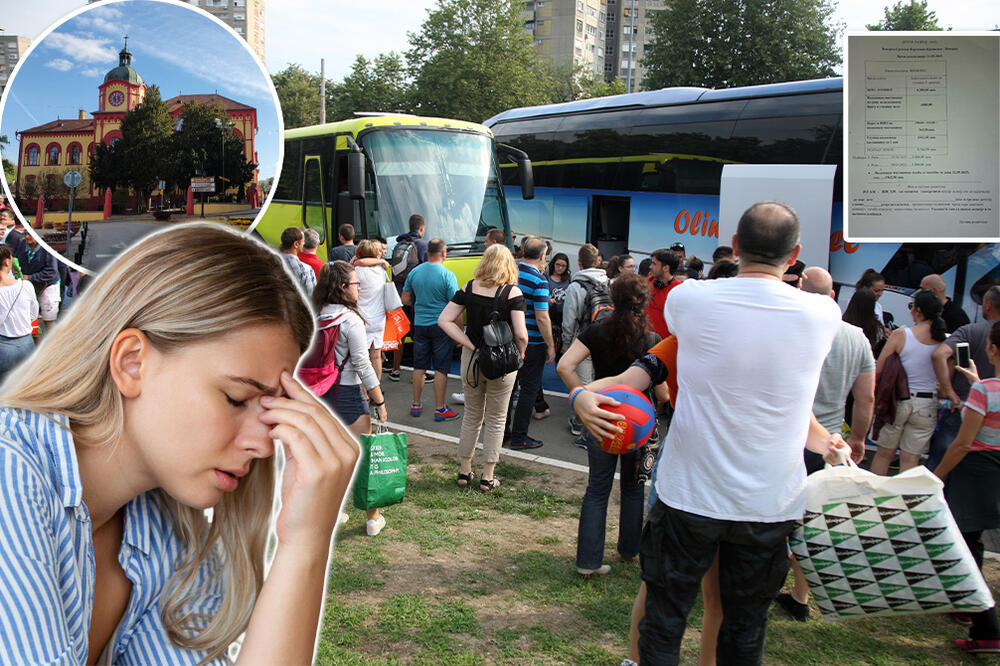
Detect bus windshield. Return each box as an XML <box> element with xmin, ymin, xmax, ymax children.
<box><xmin>361</xmin><ymin>129</ymin><xmax>507</xmax><ymax>255</ymax></box>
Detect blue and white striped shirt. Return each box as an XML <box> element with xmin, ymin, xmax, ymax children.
<box><xmin>0</xmin><ymin>408</ymin><xmax>229</xmax><ymax>665</ymax></box>
<box><xmin>517</xmin><ymin>261</ymin><xmax>549</xmax><ymax>346</ymax></box>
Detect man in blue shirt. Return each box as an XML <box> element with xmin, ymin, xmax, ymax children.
<box><xmin>402</xmin><ymin>238</ymin><xmax>460</xmax><ymax>421</ymax></box>
<box><xmin>507</xmin><ymin>237</ymin><xmax>555</xmax><ymax>449</ymax></box>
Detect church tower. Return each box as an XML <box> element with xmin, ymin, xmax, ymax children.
<box><xmin>94</xmin><ymin>38</ymin><xmax>146</xmax><ymax>144</ymax></box>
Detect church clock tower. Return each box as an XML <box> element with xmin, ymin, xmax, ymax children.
<box><xmin>95</xmin><ymin>38</ymin><xmax>147</xmax><ymax>144</ymax></box>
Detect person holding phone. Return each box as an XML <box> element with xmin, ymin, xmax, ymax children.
<box><xmin>0</xmin><ymin>224</ymin><xmax>359</xmax><ymax>664</ymax></box>
<box><xmin>933</xmin><ymin>320</ymin><xmax>1000</xmax><ymax>654</ymax></box>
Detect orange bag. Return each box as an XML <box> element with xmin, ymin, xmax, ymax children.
<box><xmin>382</xmin><ymin>308</ymin><xmax>410</xmax><ymax>351</ymax></box>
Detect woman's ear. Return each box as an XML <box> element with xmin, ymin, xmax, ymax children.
<box><xmin>109</xmin><ymin>328</ymin><xmax>149</xmax><ymax>399</ymax></box>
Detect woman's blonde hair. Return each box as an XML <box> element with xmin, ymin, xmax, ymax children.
<box><xmin>0</xmin><ymin>223</ymin><xmax>314</xmax><ymax>662</ymax></box>
<box><xmin>355</xmin><ymin>238</ymin><xmax>381</xmax><ymax>259</ymax></box>
<box><xmin>474</xmin><ymin>244</ymin><xmax>518</xmax><ymax>288</ymax></box>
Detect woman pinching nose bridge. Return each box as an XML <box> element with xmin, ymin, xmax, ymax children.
<box><xmin>0</xmin><ymin>223</ymin><xmax>359</xmax><ymax>665</ymax></box>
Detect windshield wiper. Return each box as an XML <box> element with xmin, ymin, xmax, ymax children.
<box><xmin>446</xmin><ymin>241</ymin><xmax>477</xmax><ymax>255</ymax></box>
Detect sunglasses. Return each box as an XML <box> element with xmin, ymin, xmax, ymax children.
<box><xmin>346</xmin><ymin>281</ymin><xmax>361</xmax><ymax>287</ymax></box>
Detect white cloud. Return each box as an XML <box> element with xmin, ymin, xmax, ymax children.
<box><xmin>45</xmin><ymin>58</ymin><xmax>75</xmax><ymax>72</ymax></box>
<box><xmin>44</xmin><ymin>32</ymin><xmax>118</xmax><ymax>64</ymax></box>
<box><xmin>75</xmin><ymin>15</ymin><xmax>128</xmax><ymax>36</ymax></box>
<box><xmin>81</xmin><ymin>67</ymin><xmax>103</xmax><ymax>78</ymax></box>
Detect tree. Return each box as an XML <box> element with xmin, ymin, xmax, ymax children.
<box><xmin>867</xmin><ymin>1</ymin><xmax>941</xmax><ymax>30</ymax></box>
<box><xmin>271</xmin><ymin>64</ymin><xmax>331</xmax><ymax>129</ymax></box>
<box><xmin>545</xmin><ymin>61</ymin><xmax>628</xmax><ymax>103</ymax></box>
<box><xmin>0</xmin><ymin>135</ymin><xmax>14</xmax><ymax>188</ymax></box>
<box><xmin>406</xmin><ymin>0</ymin><xmax>555</xmax><ymax>122</ymax></box>
<box><xmin>119</xmin><ymin>85</ymin><xmax>176</xmax><ymax>202</ymax></box>
<box><xmin>643</xmin><ymin>0</ymin><xmax>840</xmax><ymax>90</ymax></box>
<box><xmin>171</xmin><ymin>101</ymin><xmax>256</xmax><ymax>195</ymax></box>
<box><xmin>89</xmin><ymin>140</ymin><xmax>124</xmax><ymax>192</ymax></box>
<box><xmin>330</xmin><ymin>53</ymin><xmax>412</xmax><ymax>119</ymax></box>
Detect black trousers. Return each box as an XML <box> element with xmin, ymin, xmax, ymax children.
<box><xmin>638</xmin><ymin>500</ymin><xmax>796</xmax><ymax>666</ymax></box>
<box><xmin>963</xmin><ymin>530</ymin><xmax>1000</xmax><ymax>640</ymax></box>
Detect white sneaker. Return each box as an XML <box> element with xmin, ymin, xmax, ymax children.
<box><xmin>577</xmin><ymin>564</ymin><xmax>611</xmax><ymax>577</ymax></box>
<box><xmin>451</xmin><ymin>392</ymin><xmax>465</xmax><ymax>405</ymax></box>
<box><xmin>366</xmin><ymin>515</ymin><xmax>386</xmax><ymax>536</ymax></box>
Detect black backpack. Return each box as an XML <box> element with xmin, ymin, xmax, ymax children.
<box><xmin>574</xmin><ymin>277</ymin><xmax>613</xmax><ymax>330</ymax></box>
<box><xmin>390</xmin><ymin>239</ymin><xmax>420</xmax><ymax>287</ymax></box>
<box><xmin>474</xmin><ymin>283</ymin><xmax>523</xmax><ymax>381</ymax></box>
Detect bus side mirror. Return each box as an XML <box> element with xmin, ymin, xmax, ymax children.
<box><xmin>348</xmin><ymin>150</ymin><xmax>365</xmax><ymax>200</ymax></box>
<box><xmin>498</xmin><ymin>143</ymin><xmax>534</xmax><ymax>201</ymax></box>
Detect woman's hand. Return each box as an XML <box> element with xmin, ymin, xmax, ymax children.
<box><xmin>258</xmin><ymin>372</ymin><xmax>360</xmax><ymax>551</ymax></box>
<box><xmin>955</xmin><ymin>359</ymin><xmax>981</xmax><ymax>386</ymax></box>
<box><xmin>572</xmin><ymin>389</ymin><xmax>623</xmax><ymax>441</ymax></box>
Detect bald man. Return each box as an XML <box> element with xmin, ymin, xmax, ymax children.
<box><xmin>920</xmin><ymin>273</ymin><xmax>970</xmax><ymax>333</ymax></box>
<box><xmin>774</xmin><ymin>267</ymin><xmax>876</xmax><ymax>621</ymax></box>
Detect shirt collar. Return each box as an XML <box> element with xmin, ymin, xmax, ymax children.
<box><xmin>36</xmin><ymin>411</ymin><xmax>151</xmax><ymax>555</ymax></box>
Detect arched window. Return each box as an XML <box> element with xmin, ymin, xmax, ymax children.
<box><xmin>46</xmin><ymin>144</ymin><xmax>60</xmax><ymax>165</ymax></box>
<box><xmin>26</xmin><ymin>145</ymin><xmax>39</xmax><ymax>166</ymax></box>
<box><xmin>68</xmin><ymin>143</ymin><xmax>82</xmax><ymax>165</ymax></box>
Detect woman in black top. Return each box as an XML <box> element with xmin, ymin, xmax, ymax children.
<box><xmin>556</xmin><ymin>273</ymin><xmax>656</xmax><ymax>576</ymax></box>
<box><xmin>438</xmin><ymin>245</ymin><xmax>528</xmax><ymax>491</ymax></box>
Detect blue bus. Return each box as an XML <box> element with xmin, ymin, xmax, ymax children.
<box><xmin>484</xmin><ymin>78</ymin><xmax>999</xmax><ymax>319</ymax></box>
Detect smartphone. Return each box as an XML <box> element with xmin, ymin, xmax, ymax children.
<box><xmin>956</xmin><ymin>342</ymin><xmax>971</xmax><ymax>369</ymax></box>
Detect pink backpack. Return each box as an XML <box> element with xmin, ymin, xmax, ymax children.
<box><xmin>296</xmin><ymin>316</ymin><xmax>349</xmax><ymax>396</ymax></box>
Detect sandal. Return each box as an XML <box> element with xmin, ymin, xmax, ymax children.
<box><xmin>479</xmin><ymin>477</ymin><xmax>501</xmax><ymax>492</ymax></box>
<box><xmin>457</xmin><ymin>471</ymin><xmax>475</xmax><ymax>487</ymax></box>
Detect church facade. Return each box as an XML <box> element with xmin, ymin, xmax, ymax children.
<box><xmin>15</xmin><ymin>41</ymin><xmax>258</xmax><ymax>210</ymax></box>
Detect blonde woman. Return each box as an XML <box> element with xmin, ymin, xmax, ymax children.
<box><xmin>0</xmin><ymin>224</ymin><xmax>358</xmax><ymax>664</ymax></box>
<box><xmin>354</xmin><ymin>239</ymin><xmax>389</xmax><ymax>379</ymax></box>
<box><xmin>438</xmin><ymin>245</ymin><xmax>527</xmax><ymax>490</ymax></box>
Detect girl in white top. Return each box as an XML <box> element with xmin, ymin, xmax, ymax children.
<box><xmin>872</xmin><ymin>288</ymin><xmax>947</xmax><ymax>474</ymax></box>
<box><xmin>0</xmin><ymin>245</ymin><xmax>39</xmax><ymax>384</ymax></box>
<box><xmin>353</xmin><ymin>239</ymin><xmax>389</xmax><ymax>378</ymax></box>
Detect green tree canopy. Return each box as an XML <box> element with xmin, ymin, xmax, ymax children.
<box><xmin>643</xmin><ymin>0</ymin><xmax>841</xmax><ymax>90</ymax></box>
<box><xmin>330</xmin><ymin>53</ymin><xmax>412</xmax><ymax>119</ymax></box>
<box><xmin>119</xmin><ymin>85</ymin><xmax>176</xmax><ymax>198</ymax></box>
<box><xmin>171</xmin><ymin>101</ymin><xmax>256</xmax><ymax>192</ymax></box>
<box><xmin>867</xmin><ymin>1</ymin><xmax>941</xmax><ymax>30</ymax></box>
<box><xmin>271</xmin><ymin>64</ymin><xmax>331</xmax><ymax>129</ymax></box>
<box><xmin>406</xmin><ymin>0</ymin><xmax>554</xmax><ymax>122</ymax></box>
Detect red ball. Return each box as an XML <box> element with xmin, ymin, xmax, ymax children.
<box><xmin>595</xmin><ymin>384</ymin><xmax>656</xmax><ymax>454</ymax></box>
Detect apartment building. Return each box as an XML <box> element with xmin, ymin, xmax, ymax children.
<box><xmin>0</xmin><ymin>34</ymin><xmax>32</xmax><ymax>97</ymax></box>
<box><xmin>87</xmin><ymin>0</ymin><xmax>265</xmax><ymax>63</ymax></box>
<box><xmin>603</xmin><ymin>0</ymin><xmax>665</xmax><ymax>91</ymax></box>
<box><xmin>523</xmin><ymin>0</ymin><xmax>607</xmax><ymax>79</ymax></box>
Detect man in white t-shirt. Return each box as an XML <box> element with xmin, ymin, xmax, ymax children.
<box><xmin>572</xmin><ymin>201</ymin><xmax>848</xmax><ymax>664</ymax></box>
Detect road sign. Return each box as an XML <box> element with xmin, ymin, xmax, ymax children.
<box><xmin>63</xmin><ymin>170</ymin><xmax>83</xmax><ymax>189</ymax></box>
<box><xmin>158</xmin><ymin>180</ymin><xmax>166</xmax><ymax>192</ymax></box>
<box><xmin>190</xmin><ymin>176</ymin><xmax>216</xmax><ymax>193</ymax></box>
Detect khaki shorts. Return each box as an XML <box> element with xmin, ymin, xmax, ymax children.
<box><xmin>875</xmin><ymin>395</ymin><xmax>937</xmax><ymax>456</ymax></box>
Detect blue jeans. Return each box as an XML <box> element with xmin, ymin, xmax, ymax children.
<box><xmin>508</xmin><ymin>343</ymin><xmax>547</xmax><ymax>442</ymax></box>
<box><xmin>577</xmin><ymin>434</ymin><xmax>644</xmax><ymax>569</ymax></box>
<box><xmin>927</xmin><ymin>408</ymin><xmax>961</xmax><ymax>471</ymax></box>
<box><xmin>0</xmin><ymin>333</ymin><xmax>34</xmax><ymax>385</ymax></box>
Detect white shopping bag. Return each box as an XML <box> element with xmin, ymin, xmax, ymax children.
<box><xmin>788</xmin><ymin>462</ymin><xmax>995</xmax><ymax>621</ymax></box>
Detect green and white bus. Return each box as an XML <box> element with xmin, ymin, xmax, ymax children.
<box><xmin>257</xmin><ymin>114</ymin><xmax>534</xmax><ymax>283</ymax></box>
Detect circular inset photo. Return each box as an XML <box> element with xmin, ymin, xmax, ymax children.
<box><xmin>0</xmin><ymin>0</ymin><xmax>282</xmax><ymax>274</ymax></box>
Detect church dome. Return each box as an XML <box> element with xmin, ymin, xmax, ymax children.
<box><xmin>104</xmin><ymin>41</ymin><xmax>143</xmax><ymax>85</ymax></box>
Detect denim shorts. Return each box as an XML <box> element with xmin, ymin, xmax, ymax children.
<box><xmin>328</xmin><ymin>383</ymin><xmax>368</xmax><ymax>426</ymax></box>
<box><xmin>412</xmin><ymin>324</ymin><xmax>453</xmax><ymax>374</ymax></box>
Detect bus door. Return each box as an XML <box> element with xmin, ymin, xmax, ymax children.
<box><xmin>302</xmin><ymin>154</ymin><xmax>327</xmax><ymax>244</ymax></box>
<box><xmin>590</xmin><ymin>195</ymin><xmax>629</xmax><ymax>259</ymax></box>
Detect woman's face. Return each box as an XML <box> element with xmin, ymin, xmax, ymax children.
<box><xmin>620</xmin><ymin>259</ymin><xmax>636</xmax><ymax>274</ymax></box>
<box><xmin>553</xmin><ymin>259</ymin><xmax>568</xmax><ymax>276</ymax></box>
<box><xmin>126</xmin><ymin>323</ymin><xmax>301</xmax><ymax>509</ymax></box>
<box><xmin>871</xmin><ymin>280</ymin><xmax>885</xmax><ymax>300</ymax></box>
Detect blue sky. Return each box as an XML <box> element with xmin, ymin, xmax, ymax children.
<box><xmin>1</xmin><ymin>0</ymin><xmax>281</xmax><ymax>179</ymax></box>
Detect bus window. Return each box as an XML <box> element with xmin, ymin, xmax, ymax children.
<box><xmin>302</xmin><ymin>155</ymin><xmax>326</xmax><ymax>238</ymax></box>
<box><xmin>273</xmin><ymin>139</ymin><xmax>301</xmax><ymax>201</ymax></box>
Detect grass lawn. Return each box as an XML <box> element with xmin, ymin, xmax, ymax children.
<box><xmin>317</xmin><ymin>434</ymin><xmax>1000</xmax><ymax>665</ymax></box>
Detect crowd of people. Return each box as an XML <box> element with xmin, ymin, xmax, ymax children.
<box><xmin>280</xmin><ymin>203</ymin><xmax>999</xmax><ymax>661</ymax></box>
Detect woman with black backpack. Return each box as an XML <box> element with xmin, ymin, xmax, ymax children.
<box><xmin>438</xmin><ymin>245</ymin><xmax>528</xmax><ymax>491</ymax></box>
<box><xmin>556</xmin><ymin>273</ymin><xmax>658</xmax><ymax>577</ymax></box>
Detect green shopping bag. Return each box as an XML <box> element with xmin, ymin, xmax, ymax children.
<box><xmin>352</xmin><ymin>425</ymin><xmax>407</xmax><ymax>510</ymax></box>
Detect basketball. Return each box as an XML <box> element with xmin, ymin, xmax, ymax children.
<box><xmin>594</xmin><ymin>384</ymin><xmax>656</xmax><ymax>454</ymax></box>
